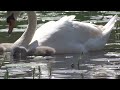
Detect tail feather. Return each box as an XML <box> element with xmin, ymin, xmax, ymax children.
<box><xmin>103</xmin><ymin>14</ymin><xmax>118</xmax><ymax>35</ymax></box>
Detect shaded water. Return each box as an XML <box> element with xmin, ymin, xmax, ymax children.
<box><xmin>0</xmin><ymin>11</ymin><xmax>120</xmax><ymax>79</ymax></box>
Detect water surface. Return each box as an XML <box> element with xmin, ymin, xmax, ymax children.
<box><xmin>0</xmin><ymin>11</ymin><xmax>120</xmax><ymax>79</ymax></box>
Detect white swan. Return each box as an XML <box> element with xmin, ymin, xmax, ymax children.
<box><xmin>7</xmin><ymin>11</ymin><xmax>118</xmax><ymax>54</ymax></box>
<box><xmin>29</xmin><ymin>12</ymin><xmax>118</xmax><ymax>54</ymax></box>
<box><xmin>7</xmin><ymin>11</ymin><xmax>56</xmax><ymax>57</ymax></box>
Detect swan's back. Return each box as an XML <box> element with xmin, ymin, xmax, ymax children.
<box><xmin>30</xmin><ymin>21</ymin><xmax>56</xmax><ymax>44</ymax></box>
<box><xmin>57</xmin><ymin>15</ymin><xmax>103</xmax><ymax>38</ymax></box>
<box><xmin>30</xmin><ymin>16</ymin><xmax>75</xmax><ymax>43</ymax></box>
<box><xmin>28</xmin><ymin>15</ymin><xmax>118</xmax><ymax>53</ymax></box>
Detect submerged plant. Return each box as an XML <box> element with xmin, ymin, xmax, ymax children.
<box><xmin>38</xmin><ymin>66</ymin><xmax>41</xmax><ymax>79</ymax></box>
<box><xmin>81</xmin><ymin>73</ymin><xmax>84</xmax><ymax>79</ymax></box>
<box><xmin>77</xmin><ymin>52</ymin><xmax>84</xmax><ymax>70</ymax></box>
<box><xmin>114</xmin><ymin>22</ymin><xmax>120</xmax><ymax>40</ymax></box>
<box><xmin>77</xmin><ymin>60</ymin><xmax>80</xmax><ymax>70</ymax></box>
<box><xmin>116</xmin><ymin>22</ymin><xmax>119</xmax><ymax>30</ymax></box>
<box><xmin>32</xmin><ymin>68</ymin><xmax>35</xmax><ymax>79</ymax></box>
<box><xmin>71</xmin><ymin>63</ymin><xmax>75</xmax><ymax>69</ymax></box>
<box><xmin>0</xmin><ymin>53</ymin><xmax>7</xmax><ymax>69</ymax></box>
<box><xmin>48</xmin><ymin>65</ymin><xmax>52</xmax><ymax>79</ymax></box>
<box><xmin>0</xmin><ymin>60</ymin><xmax>4</xmax><ymax>69</ymax></box>
<box><xmin>4</xmin><ymin>68</ymin><xmax>9</xmax><ymax>79</ymax></box>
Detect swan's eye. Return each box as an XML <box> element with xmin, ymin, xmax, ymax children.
<box><xmin>7</xmin><ymin>13</ymin><xmax>15</xmax><ymax>23</ymax></box>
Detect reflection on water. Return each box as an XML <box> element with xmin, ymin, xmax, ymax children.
<box><xmin>0</xmin><ymin>11</ymin><xmax>120</xmax><ymax>79</ymax></box>
<box><xmin>1</xmin><ymin>51</ymin><xmax>120</xmax><ymax>79</ymax></box>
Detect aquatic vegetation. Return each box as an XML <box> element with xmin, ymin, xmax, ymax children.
<box><xmin>32</xmin><ymin>68</ymin><xmax>35</xmax><ymax>79</ymax></box>
<box><xmin>0</xmin><ymin>11</ymin><xmax>120</xmax><ymax>79</ymax></box>
<box><xmin>38</xmin><ymin>66</ymin><xmax>41</xmax><ymax>79</ymax></box>
<box><xmin>49</xmin><ymin>66</ymin><xmax>52</xmax><ymax>79</ymax></box>
<box><xmin>77</xmin><ymin>52</ymin><xmax>84</xmax><ymax>70</ymax></box>
<box><xmin>4</xmin><ymin>68</ymin><xmax>9</xmax><ymax>79</ymax></box>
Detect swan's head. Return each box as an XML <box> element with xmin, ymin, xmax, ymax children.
<box><xmin>6</xmin><ymin>11</ymin><xmax>21</xmax><ymax>35</ymax></box>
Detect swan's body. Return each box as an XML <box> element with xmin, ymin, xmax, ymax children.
<box><xmin>28</xmin><ymin>14</ymin><xmax>118</xmax><ymax>54</ymax></box>
<box><xmin>7</xmin><ymin>11</ymin><xmax>118</xmax><ymax>55</ymax></box>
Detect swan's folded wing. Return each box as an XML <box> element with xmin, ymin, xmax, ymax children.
<box><xmin>30</xmin><ymin>21</ymin><xmax>56</xmax><ymax>44</ymax></box>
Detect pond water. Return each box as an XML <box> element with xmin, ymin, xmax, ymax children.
<box><xmin>0</xmin><ymin>11</ymin><xmax>120</xmax><ymax>79</ymax></box>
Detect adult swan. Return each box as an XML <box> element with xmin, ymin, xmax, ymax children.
<box><xmin>7</xmin><ymin>11</ymin><xmax>55</xmax><ymax>58</ymax></box>
<box><xmin>7</xmin><ymin>11</ymin><xmax>118</xmax><ymax>54</ymax></box>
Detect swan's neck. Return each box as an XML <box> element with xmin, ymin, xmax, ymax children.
<box><xmin>13</xmin><ymin>11</ymin><xmax>37</xmax><ymax>48</ymax></box>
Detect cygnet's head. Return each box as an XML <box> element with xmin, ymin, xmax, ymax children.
<box><xmin>12</xmin><ymin>46</ymin><xmax>27</xmax><ymax>61</ymax></box>
<box><xmin>27</xmin><ymin>46</ymin><xmax>56</xmax><ymax>56</ymax></box>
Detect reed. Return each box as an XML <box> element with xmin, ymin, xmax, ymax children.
<box><xmin>32</xmin><ymin>68</ymin><xmax>35</xmax><ymax>79</ymax></box>
<box><xmin>49</xmin><ymin>65</ymin><xmax>52</xmax><ymax>79</ymax></box>
<box><xmin>77</xmin><ymin>52</ymin><xmax>84</xmax><ymax>70</ymax></box>
<box><xmin>4</xmin><ymin>68</ymin><xmax>9</xmax><ymax>79</ymax></box>
<box><xmin>0</xmin><ymin>53</ymin><xmax>7</xmax><ymax>69</ymax></box>
<box><xmin>38</xmin><ymin>66</ymin><xmax>41</xmax><ymax>79</ymax></box>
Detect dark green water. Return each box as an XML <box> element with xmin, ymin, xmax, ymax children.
<box><xmin>0</xmin><ymin>11</ymin><xmax>120</xmax><ymax>79</ymax></box>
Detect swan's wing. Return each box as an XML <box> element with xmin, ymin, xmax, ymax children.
<box><xmin>71</xmin><ymin>21</ymin><xmax>103</xmax><ymax>37</ymax></box>
<box><xmin>58</xmin><ymin>15</ymin><xmax>103</xmax><ymax>37</ymax></box>
<box><xmin>29</xmin><ymin>21</ymin><xmax>56</xmax><ymax>44</ymax></box>
<box><xmin>30</xmin><ymin>15</ymin><xmax>103</xmax><ymax>47</ymax></box>
<box><xmin>30</xmin><ymin>15</ymin><xmax>76</xmax><ymax>43</ymax></box>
